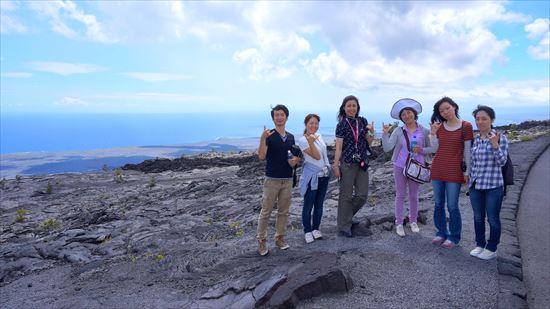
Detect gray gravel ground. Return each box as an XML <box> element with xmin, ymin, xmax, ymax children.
<box><xmin>296</xmin><ymin>198</ymin><xmax>498</xmax><ymax>309</ymax></box>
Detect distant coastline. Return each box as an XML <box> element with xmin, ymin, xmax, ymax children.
<box><xmin>1</xmin><ymin>118</ymin><xmax>548</xmax><ymax>179</ymax></box>
<box><xmin>0</xmin><ymin>138</ymin><xmax>262</xmax><ymax>179</ymax></box>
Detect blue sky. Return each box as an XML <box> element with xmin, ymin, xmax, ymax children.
<box><xmin>1</xmin><ymin>0</ymin><xmax>549</xmax><ymax>116</ymax></box>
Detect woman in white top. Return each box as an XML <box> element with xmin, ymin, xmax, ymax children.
<box><xmin>298</xmin><ymin>114</ymin><xmax>331</xmax><ymax>243</ymax></box>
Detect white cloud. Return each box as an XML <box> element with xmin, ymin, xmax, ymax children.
<box><xmin>525</xmin><ymin>19</ymin><xmax>550</xmax><ymax>60</ymax></box>
<box><xmin>124</xmin><ymin>72</ymin><xmax>193</xmax><ymax>82</ymax></box>
<box><xmin>94</xmin><ymin>92</ymin><xmax>219</xmax><ymax>102</ymax></box>
<box><xmin>2</xmin><ymin>72</ymin><xmax>32</xmax><ymax>78</ymax></box>
<box><xmin>57</xmin><ymin>96</ymin><xmax>88</xmax><ymax>106</ymax></box>
<box><xmin>29</xmin><ymin>61</ymin><xmax>105</xmax><ymax>75</ymax></box>
<box><xmin>449</xmin><ymin>80</ymin><xmax>549</xmax><ymax>105</ymax></box>
<box><xmin>0</xmin><ymin>0</ymin><xmax>27</xmax><ymax>33</ymax></box>
<box><xmin>29</xmin><ymin>0</ymin><xmax>117</xmax><ymax>43</ymax></box>
<box><xmin>525</xmin><ymin>18</ymin><xmax>550</xmax><ymax>39</ymax></box>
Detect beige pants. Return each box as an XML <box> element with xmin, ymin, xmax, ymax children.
<box><xmin>256</xmin><ymin>178</ymin><xmax>292</xmax><ymax>240</ymax></box>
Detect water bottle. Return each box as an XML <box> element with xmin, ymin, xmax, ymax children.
<box><xmin>410</xmin><ymin>135</ymin><xmax>417</xmax><ymax>152</ymax></box>
<box><xmin>287</xmin><ymin>150</ymin><xmax>294</xmax><ymax>159</ymax></box>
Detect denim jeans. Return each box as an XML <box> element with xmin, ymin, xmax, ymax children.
<box><xmin>302</xmin><ymin>177</ymin><xmax>329</xmax><ymax>233</ymax></box>
<box><xmin>469</xmin><ymin>186</ymin><xmax>503</xmax><ymax>252</ymax></box>
<box><xmin>432</xmin><ymin>180</ymin><xmax>462</xmax><ymax>244</ymax></box>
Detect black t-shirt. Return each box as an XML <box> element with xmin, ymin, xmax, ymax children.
<box><xmin>265</xmin><ymin>130</ymin><xmax>295</xmax><ymax>178</ymax></box>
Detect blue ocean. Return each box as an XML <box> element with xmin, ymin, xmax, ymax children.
<box><xmin>1</xmin><ymin>109</ymin><xmax>546</xmax><ymax>154</ymax></box>
<box><xmin>0</xmin><ymin>112</ymin><xmax>342</xmax><ymax>154</ymax></box>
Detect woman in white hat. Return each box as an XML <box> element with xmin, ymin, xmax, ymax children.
<box><xmin>382</xmin><ymin>98</ymin><xmax>439</xmax><ymax>237</ymax></box>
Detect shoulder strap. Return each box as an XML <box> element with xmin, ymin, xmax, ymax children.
<box><xmin>402</xmin><ymin>128</ymin><xmax>411</xmax><ymax>150</ymax></box>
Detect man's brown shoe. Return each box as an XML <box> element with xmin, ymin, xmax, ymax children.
<box><xmin>258</xmin><ymin>239</ymin><xmax>269</xmax><ymax>256</ymax></box>
<box><xmin>275</xmin><ymin>236</ymin><xmax>290</xmax><ymax>250</ymax></box>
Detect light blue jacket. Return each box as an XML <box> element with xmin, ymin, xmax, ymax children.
<box><xmin>299</xmin><ymin>162</ymin><xmax>323</xmax><ymax>197</ymax></box>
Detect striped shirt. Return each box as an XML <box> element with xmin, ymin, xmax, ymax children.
<box><xmin>468</xmin><ymin>131</ymin><xmax>509</xmax><ymax>189</ymax></box>
<box><xmin>431</xmin><ymin>121</ymin><xmax>474</xmax><ymax>183</ymax></box>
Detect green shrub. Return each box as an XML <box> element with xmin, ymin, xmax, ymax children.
<box><xmin>41</xmin><ymin>218</ymin><xmax>60</xmax><ymax>230</ymax></box>
<box><xmin>520</xmin><ymin>135</ymin><xmax>534</xmax><ymax>142</ymax></box>
<box><xmin>46</xmin><ymin>181</ymin><xmax>53</xmax><ymax>194</ymax></box>
<box><xmin>113</xmin><ymin>169</ymin><xmax>124</xmax><ymax>183</ymax></box>
<box><xmin>148</xmin><ymin>176</ymin><xmax>156</xmax><ymax>189</ymax></box>
<box><xmin>507</xmin><ymin>131</ymin><xmax>518</xmax><ymax>140</ymax></box>
<box><xmin>15</xmin><ymin>208</ymin><xmax>27</xmax><ymax>222</ymax></box>
<box><xmin>155</xmin><ymin>254</ymin><xmax>165</xmax><ymax>262</ymax></box>
<box><xmin>229</xmin><ymin>221</ymin><xmax>245</xmax><ymax>237</ymax></box>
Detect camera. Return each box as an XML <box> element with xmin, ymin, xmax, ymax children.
<box><xmin>352</xmin><ymin>153</ymin><xmax>361</xmax><ymax>163</ymax></box>
<box><xmin>290</xmin><ymin>144</ymin><xmax>303</xmax><ymax>158</ymax></box>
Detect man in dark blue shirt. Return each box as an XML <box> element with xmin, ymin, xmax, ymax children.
<box><xmin>256</xmin><ymin>104</ymin><xmax>299</xmax><ymax>256</ymax></box>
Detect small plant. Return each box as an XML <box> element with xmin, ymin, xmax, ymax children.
<box><xmin>113</xmin><ymin>169</ymin><xmax>124</xmax><ymax>183</ymax></box>
<box><xmin>129</xmin><ymin>255</ymin><xmax>137</xmax><ymax>263</ymax></box>
<box><xmin>507</xmin><ymin>131</ymin><xmax>518</xmax><ymax>140</ymax></box>
<box><xmin>102</xmin><ymin>164</ymin><xmax>109</xmax><ymax>172</ymax></box>
<box><xmin>15</xmin><ymin>175</ymin><xmax>22</xmax><ymax>182</ymax></box>
<box><xmin>155</xmin><ymin>254</ymin><xmax>165</xmax><ymax>262</ymax></box>
<box><xmin>367</xmin><ymin>195</ymin><xmax>378</xmax><ymax>206</ymax></box>
<box><xmin>229</xmin><ymin>221</ymin><xmax>245</xmax><ymax>237</ymax></box>
<box><xmin>520</xmin><ymin>135</ymin><xmax>534</xmax><ymax>142</ymax></box>
<box><xmin>46</xmin><ymin>181</ymin><xmax>53</xmax><ymax>194</ymax></box>
<box><xmin>41</xmin><ymin>218</ymin><xmax>60</xmax><ymax>230</ymax></box>
<box><xmin>509</xmin><ymin>123</ymin><xmax>518</xmax><ymax>130</ymax></box>
<box><xmin>102</xmin><ymin>235</ymin><xmax>112</xmax><ymax>243</ymax></box>
<box><xmin>148</xmin><ymin>176</ymin><xmax>156</xmax><ymax>189</ymax></box>
<box><xmin>15</xmin><ymin>208</ymin><xmax>27</xmax><ymax>222</ymax></box>
<box><xmin>204</xmin><ymin>218</ymin><xmax>213</xmax><ymax>225</ymax></box>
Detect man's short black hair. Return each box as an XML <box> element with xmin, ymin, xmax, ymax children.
<box><xmin>271</xmin><ymin>104</ymin><xmax>289</xmax><ymax>119</ymax></box>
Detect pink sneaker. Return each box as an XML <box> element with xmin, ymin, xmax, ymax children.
<box><xmin>431</xmin><ymin>236</ymin><xmax>445</xmax><ymax>246</ymax></box>
<box><xmin>441</xmin><ymin>240</ymin><xmax>456</xmax><ymax>249</ymax></box>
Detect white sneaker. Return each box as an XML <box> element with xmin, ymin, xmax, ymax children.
<box><xmin>312</xmin><ymin>230</ymin><xmax>323</xmax><ymax>240</ymax></box>
<box><xmin>477</xmin><ymin>249</ymin><xmax>497</xmax><ymax>260</ymax></box>
<box><xmin>396</xmin><ymin>224</ymin><xmax>405</xmax><ymax>237</ymax></box>
<box><xmin>410</xmin><ymin>222</ymin><xmax>420</xmax><ymax>233</ymax></box>
<box><xmin>469</xmin><ymin>246</ymin><xmax>484</xmax><ymax>257</ymax></box>
<box><xmin>305</xmin><ymin>232</ymin><xmax>314</xmax><ymax>244</ymax></box>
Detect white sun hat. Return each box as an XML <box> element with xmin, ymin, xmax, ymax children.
<box><xmin>390</xmin><ymin>98</ymin><xmax>422</xmax><ymax>120</ymax></box>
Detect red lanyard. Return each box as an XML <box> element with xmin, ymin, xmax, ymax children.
<box><xmin>345</xmin><ymin>118</ymin><xmax>359</xmax><ymax>148</ymax></box>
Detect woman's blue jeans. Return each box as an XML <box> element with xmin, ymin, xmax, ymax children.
<box><xmin>432</xmin><ymin>180</ymin><xmax>462</xmax><ymax>244</ymax></box>
<box><xmin>469</xmin><ymin>186</ymin><xmax>503</xmax><ymax>252</ymax></box>
<box><xmin>302</xmin><ymin>177</ymin><xmax>329</xmax><ymax>233</ymax></box>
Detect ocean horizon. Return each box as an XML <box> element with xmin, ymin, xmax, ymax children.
<box><xmin>2</xmin><ymin>110</ymin><xmax>547</xmax><ymax>155</ymax></box>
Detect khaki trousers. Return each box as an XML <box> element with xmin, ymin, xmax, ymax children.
<box><xmin>337</xmin><ymin>163</ymin><xmax>369</xmax><ymax>232</ymax></box>
<box><xmin>256</xmin><ymin>178</ymin><xmax>292</xmax><ymax>240</ymax></box>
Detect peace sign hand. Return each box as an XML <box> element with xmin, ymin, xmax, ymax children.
<box><xmin>430</xmin><ymin>122</ymin><xmax>442</xmax><ymax>135</ymax></box>
<box><xmin>261</xmin><ymin>126</ymin><xmax>273</xmax><ymax>140</ymax></box>
<box><xmin>382</xmin><ymin>122</ymin><xmax>392</xmax><ymax>134</ymax></box>
<box><xmin>304</xmin><ymin>133</ymin><xmax>318</xmax><ymax>144</ymax></box>
<box><xmin>366</xmin><ymin>121</ymin><xmax>375</xmax><ymax>133</ymax></box>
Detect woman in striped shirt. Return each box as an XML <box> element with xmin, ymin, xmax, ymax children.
<box><xmin>467</xmin><ymin>105</ymin><xmax>509</xmax><ymax>260</ymax></box>
<box><xmin>430</xmin><ymin>97</ymin><xmax>474</xmax><ymax>249</ymax></box>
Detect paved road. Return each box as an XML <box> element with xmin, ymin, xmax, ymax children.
<box><xmin>517</xmin><ymin>146</ymin><xmax>550</xmax><ymax>309</ymax></box>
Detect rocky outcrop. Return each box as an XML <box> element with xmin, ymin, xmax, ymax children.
<box><xmin>192</xmin><ymin>252</ymin><xmax>352</xmax><ymax>309</ymax></box>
